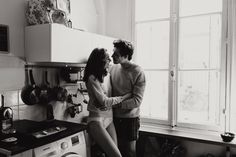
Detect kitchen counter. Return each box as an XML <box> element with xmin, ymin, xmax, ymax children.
<box><xmin>0</xmin><ymin>119</ymin><xmax>87</xmax><ymax>156</ymax></box>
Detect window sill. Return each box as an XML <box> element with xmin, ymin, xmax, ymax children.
<box><xmin>140</xmin><ymin>124</ymin><xmax>236</xmax><ymax>148</ymax></box>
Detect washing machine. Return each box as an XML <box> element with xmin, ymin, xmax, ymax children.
<box><xmin>33</xmin><ymin>131</ymin><xmax>88</xmax><ymax>157</ymax></box>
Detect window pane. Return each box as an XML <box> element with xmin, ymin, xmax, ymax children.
<box><xmin>177</xmin><ymin>71</ymin><xmax>221</xmax><ymax>125</ymax></box>
<box><xmin>140</xmin><ymin>71</ymin><xmax>169</xmax><ymax>120</ymax></box>
<box><xmin>178</xmin><ymin>15</ymin><xmax>222</xmax><ymax>69</ymax></box>
<box><xmin>136</xmin><ymin>21</ymin><xmax>169</xmax><ymax>69</ymax></box>
<box><xmin>179</xmin><ymin>0</ymin><xmax>222</xmax><ymax>17</ymax></box>
<box><xmin>135</xmin><ymin>0</ymin><xmax>170</xmax><ymax>21</ymax></box>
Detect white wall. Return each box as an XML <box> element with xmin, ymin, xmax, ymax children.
<box><xmin>105</xmin><ymin>0</ymin><xmax>133</xmax><ymax>40</ymax></box>
<box><xmin>70</xmin><ymin>0</ymin><xmax>98</xmax><ymax>33</ymax></box>
<box><xmin>0</xmin><ymin>0</ymin><xmax>26</xmax><ymax>90</ymax></box>
<box><xmin>0</xmin><ymin>0</ymin><xmax>26</xmax><ymax>58</ymax></box>
<box><xmin>93</xmin><ymin>0</ymin><xmax>106</xmax><ymax>35</ymax></box>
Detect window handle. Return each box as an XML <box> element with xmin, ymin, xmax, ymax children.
<box><xmin>170</xmin><ymin>66</ymin><xmax>176</xmax><ymax>81</ymax></box>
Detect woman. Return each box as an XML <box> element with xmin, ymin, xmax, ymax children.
<box><xmin>83</xmin><ymin>48</ymin><xmax>130</xmax><ymax>157</ymax></box>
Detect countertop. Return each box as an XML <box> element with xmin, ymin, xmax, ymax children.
<box><xmin>0</xmin><ymin>119</ymin><xmax>87</xmax><ymax>155</ymax></box>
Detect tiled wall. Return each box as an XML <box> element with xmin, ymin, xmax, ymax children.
<box><xmin>0</xmin><ymin>82</ymin><xmax>89</xmax><ymax>123</ymax></box>
<box><xmin>0</xmin><ymin>89</ymin><xmax>45</xmax><ymax>121</ymax></box>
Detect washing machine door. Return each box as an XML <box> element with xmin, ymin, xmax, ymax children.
<box><xmin>61</xmin><ymin>152</ymin><xmax>82</xmax><ymax>157</ymax></box>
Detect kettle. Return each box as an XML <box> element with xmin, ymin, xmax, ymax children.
<box><xmin>0</xmin><ymin>107</ymin><xmax>13</xmax><ymax>120</ymax></box>
<box><xmin>0</xmin><ymin>95</ymin><xmax>13</xmax><ymax>120</ymax></box>
<box><xmin>0</xmin><ymin>107</ymin><xmax>14</xmax><ymax>134</ymax></box>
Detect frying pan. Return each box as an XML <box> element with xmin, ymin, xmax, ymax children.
<box><xmin>21</xmin><ymin>69</ymin><xmax>40</xmax><ymax>105</ymax></box>
<box><xmin>39</xmin><ymin>70</ymin><xmax>52</xmax><ymax>104</ymax></box>
<box><xmin>52</xmin><ymin>72</ymin><xmax>68</xmax><ymax>101</ymax></box>
<box><xmin>21</xmin><ymin>68</ymin><xmax>31</xmax><ymax>105</ymax></box>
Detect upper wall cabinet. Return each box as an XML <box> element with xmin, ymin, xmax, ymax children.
<box><xmin>25</xmin><ymin>24</ymin><xmax>116</xmax><ymax>63</ymax></box>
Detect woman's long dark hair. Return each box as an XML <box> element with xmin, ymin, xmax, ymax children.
<box><xmin>83</xmin><ymin>48</ymin><xmax>109</xmax><ymax>83</ymax></box>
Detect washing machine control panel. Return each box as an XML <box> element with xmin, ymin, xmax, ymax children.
<box><xmin>61</xmin><ymin>142</ymin><xmax>69</xmax><ymax>150</ymax></box>
<box><xmin>33</xmin><ymin>131</ymin><xmax>87</xmax><ymax>157</ymax></box>
<box><xmin>58</xmin><ymin>131</ymin><xmax>87</xmax><ymax>157</ymax></box>
<box><xmin>71</xmin><ymin>135</ymin><xmax>80</xmax><ymax>145</ymax></box>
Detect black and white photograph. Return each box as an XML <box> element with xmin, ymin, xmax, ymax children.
<box><xmin>0</xmin><ymin>0</ymin><xmax>236</xmax><ymax>157</ymax></box>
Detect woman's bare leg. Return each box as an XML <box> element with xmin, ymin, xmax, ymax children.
<box><xmin>106</xmin><ymin>122</ymin><xmax>118</xmax><ymax>146</ymax></box>
<box><xmin>88</xmin><ymin>121</ymin><xmax>122</xmax><ymax>157</ymax></box>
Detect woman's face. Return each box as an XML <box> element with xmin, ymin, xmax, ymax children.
<box><xmin>104</xmin><ymin>53</ymin><xmax>111</xmax><ymax>73</ymax></box>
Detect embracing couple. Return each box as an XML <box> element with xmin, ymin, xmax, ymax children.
<box><xmin>83</xmin><ymin>39</ymin><xmax>146</xmax><ymax>157</ymax></box>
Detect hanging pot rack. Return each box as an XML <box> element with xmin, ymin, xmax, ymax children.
<box><xmin>25</xmin><ymin>62</ymin><xmax>86</xmax><ymax>69</ymax></box>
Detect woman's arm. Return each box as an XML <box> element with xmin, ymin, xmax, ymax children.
<box><xmin>87</xmin><ymin>75</ymin><xmax>125</xmax><ymax>108</ymax></box>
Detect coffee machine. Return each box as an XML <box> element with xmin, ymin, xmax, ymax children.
<box><xmin>0</xmin><ymin>94</ymin><xmax>14</xmax><ymax>134</ymax></box>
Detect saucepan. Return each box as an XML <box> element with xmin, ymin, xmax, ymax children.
<box><xmin>39</xmin><ymin>70</ymin><xmax>52</xmax><ymax>104</ymax></box>
<box><xmin>52</xmin><ymin>72</ymin><xmax>68</xmax><ymax>102</ymax></box>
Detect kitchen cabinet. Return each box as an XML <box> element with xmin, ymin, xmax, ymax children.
<box><xmin>0</xmin><ymin>149</ymin><xmax>32</xmax><ymax>157</ymax></box>
<box><xmin>25</xmin><ymin>24</ymin><xmax>116</xmax><ymax>63</ymax></box>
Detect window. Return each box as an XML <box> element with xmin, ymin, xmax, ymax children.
<box><xmin>135</xmin><ymin>0</ymin><xmax>232</xmax><ymax>132</ymax></box>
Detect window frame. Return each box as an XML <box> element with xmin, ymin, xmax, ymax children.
<box><xmin>133</xmin><ymin>0</ymin><xmax>232</xmax><ymax>133</ymax></box>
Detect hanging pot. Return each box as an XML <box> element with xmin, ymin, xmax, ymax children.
<box><xmin>28</xmin><ymin>69</ymin><xmax>41</xmax><ymax>105</ymax></box>
<box><xmin>39</xmin><ymin>70</ymin><xmax>52</xmax><ymax>104</ymax></box>
<box><xmin>21</xmin><ymin>69</ymin><xmax>40</xmax><ymax>105</ymax></box>
<box><xmin>21</xmin><ymin>68</ymin><xmax>31</xmax><ymax>105</ymax></box>
<box><xmin>52</xmin><ymin>72</ymin><xmax>68</xmax><ymax>101</ymax></box>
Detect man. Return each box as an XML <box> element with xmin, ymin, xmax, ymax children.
<box><xmin>110</xmin><ymin>39</ymin><xmax>146</xmax><ymax>157</ymax></box>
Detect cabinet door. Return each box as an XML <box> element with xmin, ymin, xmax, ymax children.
<box><xmin>51</xmin><ymin>25</ymin><xmax>93</xmax><ymax>63</ymax></box>
<box><xmin>12</xmin><ymin>149</ymin><xmax>32</xmax><ymax>157</ymax></box>
<box><xmin>25</xmin><ymin>24</ymin><xmax>116</xmax><ymax>63</ymax></box>
<box><xmin>25</xmin><ymin>24</ymin><xmax>51</xmax><ymax>62</ymax></box>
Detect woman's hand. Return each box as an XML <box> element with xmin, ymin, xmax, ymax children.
<box><xmin>112</xmin><ymin>93</ymin><xmax>132</xmax><ymax>109</ymax></box>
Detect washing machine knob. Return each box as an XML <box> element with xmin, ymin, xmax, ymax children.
<box><xmin>61</xmin><ymin>142</ymin><xmax>68</xmax><ymax>150</ymax></box>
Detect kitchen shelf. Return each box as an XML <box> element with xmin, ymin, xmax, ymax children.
<box><xmin>25</xmin><ymin>24</ymin><xmax>116</xmax><ymax>63</ymax></box>
<box><xmin>25</xmin><ymin>62</ymin><xmax>86</xmax><ymax>69</ymax></box>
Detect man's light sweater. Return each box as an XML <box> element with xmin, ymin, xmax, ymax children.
<box><xmin>110</xmin><ymin>63</ymin><xmax>146</xmax><ymax>118</ymax></box>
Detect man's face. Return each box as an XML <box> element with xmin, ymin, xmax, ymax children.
<box><xmin>112</xmin><ymin>47</ymin><xmax>123</xmax><ymax>64</ymax></box>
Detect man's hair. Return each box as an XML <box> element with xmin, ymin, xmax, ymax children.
<box><xmin>83</xmin><ymin>48</ymin><xmax>108</xmax><ymax>83</ymax></box>
<box><xmin>113</xmin><ymin>39</ymin><xmax>134</xmax><ymax>60</ymax></box>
